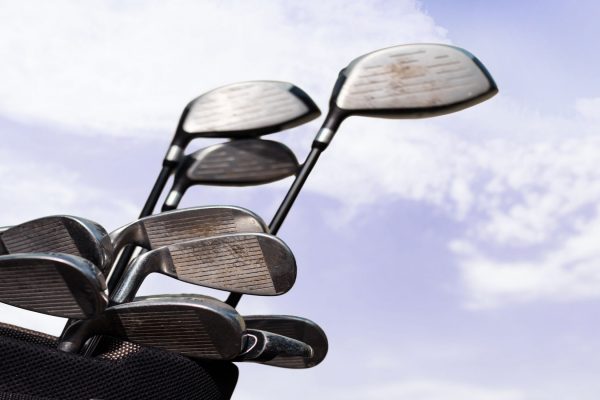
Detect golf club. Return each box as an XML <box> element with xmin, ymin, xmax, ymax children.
<box><xmin>162</xmin><ymin>139</ymin><xmax>299</xmax><ymax>211</ymax></box>
<box><xmin>227</xmin><ymin>43</ymin><xmax>498</xmax><ymax>307</ymax></box>
<box><xmin>0</xmin><ymin>253</ymin><xmax>107</xmax><ymax>319</ymax></box>
<box><xmin>111</xmin><ymin>233</ymin><xmax>297</xmax><ymax>305</ymax></box>
<box><xmin>59</xmin><ymin>295</ymin><xmax>313</xmax><ymax>363</ymax></box>
<box><xmin>0</xmin><ymin>215</ymin><xmax>113</xmax><ymax>275</ymax></box>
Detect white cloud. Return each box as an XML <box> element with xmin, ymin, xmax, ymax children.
<box><xmin>352</xmin><ymin>380</ymin><xmax>525</xmax><ymax>400</ymax></box>
<box><xmin>575</xmin><ymin>97</ymin><xmax>600</xmax><ymax>120</ymax></box>
<box><xmin>0</xmin><ymin>0</ymin><xmax>445</xmax><ymax>136</ymax></box>
<box><xmin>0</xmin><ymin>149</ymin><xmax>137</xmax><ymax>228</ymax></box>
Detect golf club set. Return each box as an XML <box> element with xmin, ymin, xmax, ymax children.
<box><xmin>0</xmin><ymin>44</ymin><xmax>497</xmax><ymax>399</ymax></box>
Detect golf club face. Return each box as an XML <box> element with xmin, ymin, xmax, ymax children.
<box><xmin>0</xmin><ymin>253</ymin><xmax>107</xmax><ymax>319</ymax></box>
<box><xmin>113</xmin><ymin>233</ymin><xmax>296</xmax><ymax>304</ymax></box>
<box><xmin>244</xmin><ymin>315</ymin><xmax>328</xmax><ymax>368</ymax></box>
<box><xmin>0</xmin><ymin>216</ymin><xmax>113</xmax><ymax>274</ymax></box>
<box><xmin>108</xmin><ymin>206</ymin><xmax>268</xmax><ymax>254</ymax></box>
<box><xmin>162</xmin><ymin>139</ymin><xmax>299</xmax><ymax>210</ymax></box>
<box><xmin>164</xmin><ymin>81</ymin><xmax>320</xmax><ymax>164</ymax></box>
<box><xmin>324</xmin><ymin>44</ymin><xmax>497</xmax><ymax>127</ymax></box>
<box><xmin>59</xmin><ymin>295</ymin><xmax>245</xmax><ymax>360</ymax></box>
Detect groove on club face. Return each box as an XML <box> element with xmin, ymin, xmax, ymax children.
<box><xmin>109</xmin><ymin>206</ymin><xmax>268</xmax><ymax>254</ymax></box>
<box><xmin>0</xmin><ymin>253</ymin><xmax>107</xmax><ymax>319</ymax></box>
<box><xmin>244</xmin><ymin>315</ymin><xmax>328</xmax><ymax>368</ymax></box>
<box><xmin>162</xmin><ymin>140</ymin><xmax>300</xmax><ymax>211</ymax></box>
<box><xmin>0</xmin><ymin>216</ymin><xmax>112</xmax><ymax>274</ymax></box>
<box><xmin>60</xmin><ymin>295</ymin><xmax>245</xmax><ymax>360</ymax></box>
<box><xmin>334</xmin><ymin>43</ymin><xmax>497</xmax><ymax>117</ymax></box>
<box><xmin>181</xmin><ymin>81</ymin><xmax>320</xmax><ymax>138</ymax></box>
<box><xmin>185</xmin><ymin>139</ymin><xmax>298</xmax><ymax>185</ymax></box>
<box><xmin>168</xmin><ymin>234</ymin><xmax>296</xmax><ymax>295</ymax></box>
<box><xmin>112</xmin><ymin>233</ymin><xmax>296</xmax><ymax>304</ymax></box>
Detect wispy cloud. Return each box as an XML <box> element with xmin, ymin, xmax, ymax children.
<box><xmin>0</xmin><ymin>0</ymin><xmax>444</xmax><ymax>136</ymax></box>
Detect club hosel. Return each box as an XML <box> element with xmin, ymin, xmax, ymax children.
<box><xmin>58</xmin><ymin>320</ymin><xmax>91</xmax><ymax>353</ymax></box>
<box><xmin>111</xmin><ymin>249</ymin><xmax>166</xmax><ymax>305</ymax></box>
<box><xmin>162</xmin><ymin>190</ymin><xmax>183</xmax><ymax>212</ymax></box>
<box><xmin>311</xmin><ymin>108</ymin><xmax>346</xmax><ymax>151</ymax></box>
<box><xmin>163</xmin><ymin>144</ymin><xmax>184</xmax><ymax>167</ymax></box>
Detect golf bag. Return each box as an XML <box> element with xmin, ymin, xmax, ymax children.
<box><xmin>0</xmin><ymin>322</ymin><xmax>238</xmax><ymax>400</ymax></box>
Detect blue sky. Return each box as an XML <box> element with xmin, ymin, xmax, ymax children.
<box><xmin>1</xmin><ymin>1</ymin><xmax>599</xmax><ymax>399</ymax></box>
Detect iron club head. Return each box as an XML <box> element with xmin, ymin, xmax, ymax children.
<box><xmin>112</xmin><ymin>233</ymin><xmax>296</xmax><ymax>304</ymax></box>
<box><xmin>0</xmin><ymin>253</ymin><xmax>107</xmax><ymax>319</ymax></box>
<box><xmin>162</xmin><ymin>139</ymin><xmax>299</xmax><ymax>211</ymax></box>
<box><xmin>0</xmin><ymin>215</ymin><xmax>113</xmax><ymax>275</ymax></box>
<box><xmin>58</xmin><ymin>295</ymin><xmax>245</xmax><ymax>359</ymax></box>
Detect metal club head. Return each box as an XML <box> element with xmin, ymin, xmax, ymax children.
<box><xmin>314</xmin><ymin>43</ymin><xmax>497</xmax><ymax>144</ymax></box>
<box><xmin>162</xmin><ymin>139</ymin><xmax>299</xmax><ymax>211</ymax></box>
<box><xmin>0</xmin><ymin>253</ymin><xmax>107</xmax><ymax>319</ymax></box>
<box><xmin>0</xmin><ymin>215</ymin><xmax>113</xmax><ymax>275</ymax></box>
<box><xmin>112</xmin><ymin>233</ymin><xmax>296</xmax><ymax>304</ymax></box>
<box><xmin>235</xmin><ymin>329</ymin><xmax>314</xmax><ymax>365</ymax></box>
<box><xmin>58</xmin><ymin>294</ymin><xmax>245</xmax><ymax>359</ymax></box>
<box><xmin>107</xmin><ymin>206</ymin><xmax>268</xmax><ymax>256</ymax></box>
<box><xmin>244</xmin><ymin>315</ymin><xmax>328</xmax><ymax>368</ymax></box>
<box><xmin>164</xmin><ymin>81</ymin><xmax>320</xmax><ymax>166</ymax></box>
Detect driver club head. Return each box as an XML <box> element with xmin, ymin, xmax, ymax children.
<box><xmin>164</xmin><ymin>81</ymin><xmax>320</xmax><ymax>165</ymax></box>
<box><xmin>112</xmin><ymin>233</ymin><xmax>296</xmax><ymax>304</ymax></box>
<box><xmin>0</xmin><ymin>253</ymin><xmax>107</xmax><ymax>319</ymax></box>
<box><xmin>244</xmin><ymin>315</ymin><xmax>328</xmax><ymax>368</ymax></box>
<box><xmin>162</xmin><ymin>139</ymin><xmax>299</xmax><ymax>211</ymax></box>
<box><xmin>59</xmin><ymin>294</ymin><xmax>245</xmax><ymax>359</ymax></box>
<box><xmin>0</xmin><ymin>216</ymin><xmax>113</xmax><ymax>275</ymax></box>
<box><xmin>107</xmin><ymin>206</ymin><xmax>268</xmax><ymax>256</ymax></box>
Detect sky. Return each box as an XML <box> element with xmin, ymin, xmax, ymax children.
<box><xmin>0</xmin><ymin>0</ymin><xmax>599</xmax><ymax>399</ymax></box>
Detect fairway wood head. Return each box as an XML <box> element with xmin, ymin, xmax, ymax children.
<box><xmin>0</xmin><ymin>216</ymin><xmax>113</xmax><ymax>274</ymax></box>
<box><xmin>107</xmin><ymin>206</ymin><xmax>268</xmax><ymax>255</ymax></box>
<box><xmin>314</xmin><ymin>43</ymin><xmax>497</xmax><ymax>143</ymax></box>
<box><xmin>164</xmin><ymin>81</ymin><xmax>320</xmax><ymax>165</ymax></box>
<box><xmin>113</xmin><ymin>233</ymin><xmax>296</xmax><ymax>304</ymax></box>
<box><xmin>59</xmin><ymin>294</ymin><xmax>245</xmax><ymax>359</ymax></box>
<box><xmin>244</xmin><ymin>315</ymin><xmax>328</xmax><ymax>368</ymax></box>
<box><xmin>334</xmin><ymin>43</ymin><xmax>497</xmax><ymax>118</ymax></box>
<box><xmin>162</xmin><ymin>140</ymin><xmax>299</xmax><ymax>210</ymax></box>
<box><xmin>0</xmin><ymin>253</ymin><xmax>107</xmax><ymax>319</ymax></box>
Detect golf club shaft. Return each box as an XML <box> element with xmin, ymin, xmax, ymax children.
<box><xmin>107</xmin><ymin>165</ymin><xmax>172</xmax><ymax>292</ymax></box>
<box><xmin>225</xmin><ymin>146</ymin><xmax>323</xmax><ymax>307</ymax></box>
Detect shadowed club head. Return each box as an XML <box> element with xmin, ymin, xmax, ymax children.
<box><xmin>164</xmin><ymin>81</ymin><xmax>320</xmax><ymax>165</ymax></box>
<box><xmin>112</xmin><ymin>233</ymin><xmax>296</xmax><ymax>304</ymax></box>
<box><xmin>107</xmin><ymin>206</ymin><xmax>268</xmax><ymax>256</ymax></box>
<box><xmin>244</xmin><ymin>315</ymin><xmax>328</xmax><ymax>368</ymax></box>
<box><xmin>59</xmin><ymin>294</ymin><xmax>245</xmax><ymax>359</ymax></box>
<box><xmin>0</xmin><ymin>216</ymin><xmax>113</xmax><ymax>274</ymax></box>
<box><xmin>0</xmin><ymin>253</ymin><xmax>107</xmax><ymax>319</ymax></box>
<box><xmin>162</xmin><ymin>140</ymin><xmax>299</xmax><ymax>211</ymax></box>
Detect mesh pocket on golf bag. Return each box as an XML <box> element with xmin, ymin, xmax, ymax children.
<box><xmin>0</xmin><ymin>322</ymin><xmax>238</xmax><ymax>400</ymax></box>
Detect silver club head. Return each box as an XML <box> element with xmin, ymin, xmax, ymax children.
<box><xmin>0</xmin><ymin>216</ymin><xmax>113</xmax><ymax>275</ymax></box>
<box><xmin>58</xmin><ymin>294</ymin><xmax>245</xmax><ymax>359</ymax></box>
<box><xmin>164</xmin><ymin>81</ymin><xmax>320</xmax><ymax>165</ymax></box>
<box><xmin>112</xmin><ymin>233</ymin><xmax>296</xmax><ymax>304</ymax></box>
<box><xmin>244</xmin><ymin>315</ymin><xmax>328</xmax><ymax>368</ymax></box>
<box><xmin>107</xmin><ymin>206</ymin><xmax>268</xmax><ymax>256</ymax></box>
<box><xmin>0</xmin><ymin>253</ymin><xmax>107</xmax><ymax>319</ymax></box>
<box><xmin>335</xmin><ymin>43</ymin><xmax>497</xmax><ymax>117</ymax></box>
<box><xmin>162</xmin><ymin>140</ymin><xmax>299</xmax><ymax>211</ymax></box>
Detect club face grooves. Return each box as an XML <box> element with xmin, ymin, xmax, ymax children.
<box><xmin>334</xmin><ymin>43</ymin><xmax>497</xmax><ymax>118</ymax></box>
<box><xmin>168</xmin><ymin>233</ymin><xmax>296</xmax><ymax>295</ymax></box>
<box><xmin>180</xmin><ymin>81</ymin><xmax>321</xmax><ymax>138</ymax></box>
<box><xmin>0</xmin><ymin>253</ymin><xmax>107</xmax><ymax>319</ymax></box>
<box><xmin>96</xmin><ymin>296</ymin><xmax>244</xmax><ymax>360</ymax></box>
<box><xmin>183</xmin><ymin>139</ymin><xmax>299</xmax><ymax>186</ymax></box>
